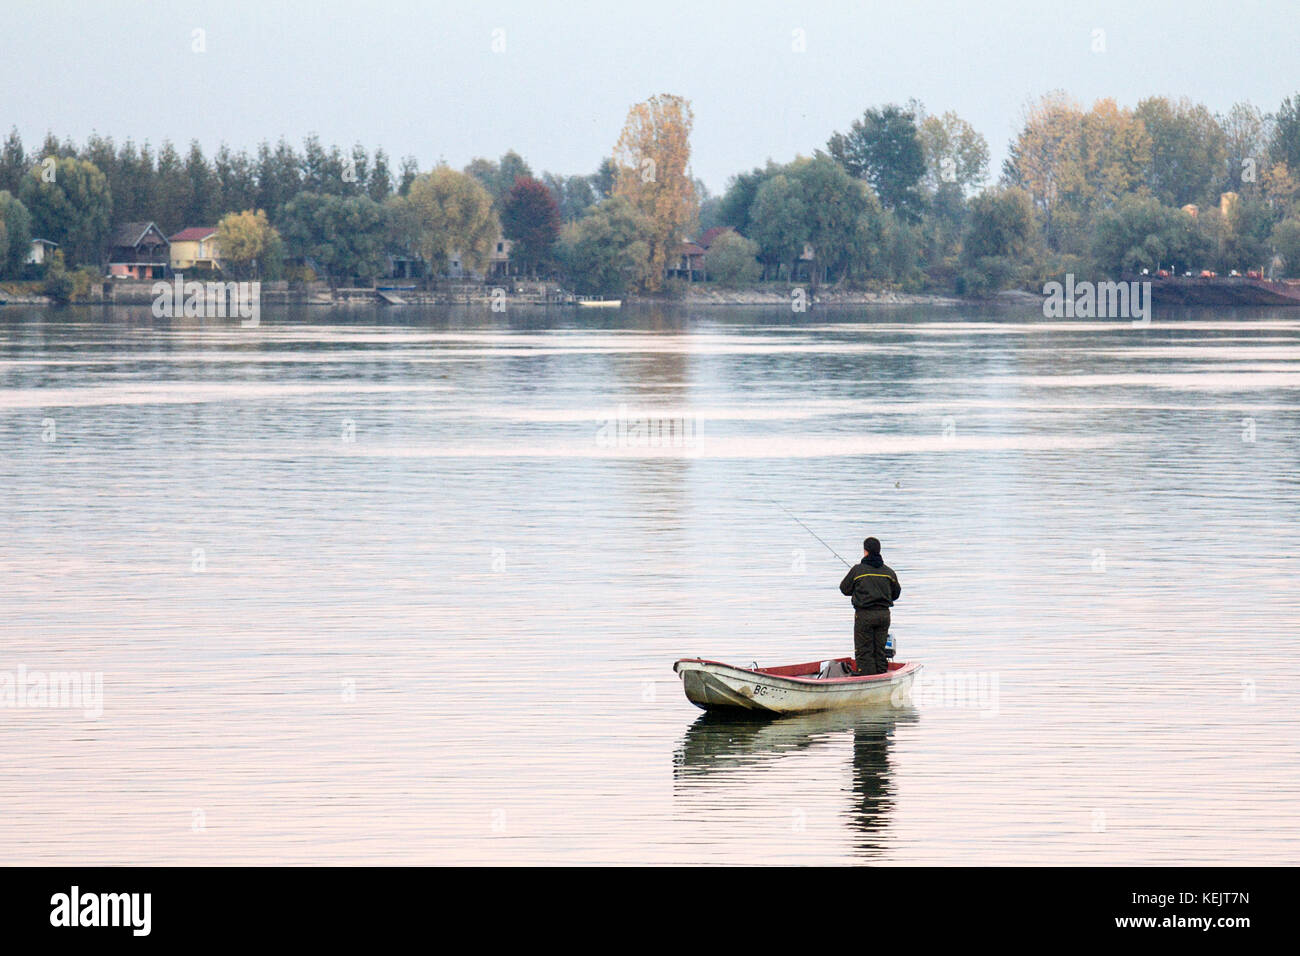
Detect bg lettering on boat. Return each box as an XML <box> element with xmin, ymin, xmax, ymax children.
<box><xmin>892</xmin><ymin>669</ymin><xmax>999</xmax><ymax>716</ymax></box>
<box><xmin>151</xmin><ymin>273</ymin><xmax>261</xmax><ymax>327</ymax></box>
<box><xmin>595</xmin><ymin>403</ymin><xmax>702</xmax><ymax>449</ymax></box>
<box><xmin>0</xmin><ymin>664</ymin><xmax>103</xmax><ymax>719</ymax></box>
<box><xmin>1041</xmin><ymin>274</ymin><xmax>1152</xmax><ymax>326</ymax></box>
<box><xmin>49</xmin><ymin>885</ymin><xmax>150</xmax><ymax>937</ymax></box>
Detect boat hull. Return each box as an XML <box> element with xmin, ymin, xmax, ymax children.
<box><xmin>673</xmin><ymin>657</ymin><xmax>921</xmax><ymax>715</ymax></box>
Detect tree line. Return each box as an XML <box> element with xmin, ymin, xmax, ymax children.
<box><xmin>0</xmin><ymin>128</ymin><xmax>619</xmax><ymax>287</ymax></box>
<box><xmin>700</xmin><ymin>92</ymin><xmax>1300</xmax><ymax>295</ymax></box>
<box><xmin>4</xmin><ymin>89</ymin><xmax>1300</xmax><ymax>296</ymax></box>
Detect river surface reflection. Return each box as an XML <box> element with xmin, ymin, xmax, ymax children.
<box><xmin>0</xmin><ymin>303</ymin><xmax>1296</xmax><ymax>863</ymax></box>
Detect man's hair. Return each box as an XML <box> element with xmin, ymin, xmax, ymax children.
<box><xmin>864</xmin><ymin>537</ymin><xmax>881</xmax><ymax>555</ymax></box>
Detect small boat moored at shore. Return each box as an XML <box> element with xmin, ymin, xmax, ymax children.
<box><xmin>576</xmin><ymin>298</ymin><xmax>622</xmax><ymax>308</ymax></box>
<box><xmin>673</xmin><ymin>656</ymin><xmax>921</xmax><ymax>715</ymax></box>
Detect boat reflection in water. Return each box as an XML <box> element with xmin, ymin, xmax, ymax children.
<box><xmin>673</xmin><ymin>707</ymin><xmax>918</xmax><ymax>856</ymax></box>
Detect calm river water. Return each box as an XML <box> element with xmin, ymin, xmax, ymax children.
<box><xmin>1</xmin><ymin>302</ymin><xmax>1297</xmax><ymax>864</ymax></box>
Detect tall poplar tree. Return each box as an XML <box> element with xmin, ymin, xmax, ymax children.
<box><xmin>612</xmin><ymin>94</ymin><xmax>697</xmax><ymax>291</ymax></box>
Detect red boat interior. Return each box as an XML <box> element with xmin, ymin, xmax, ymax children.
<box><xmin>673</xmin><ymin>657</ymin><xmax>913</xmax><ymax>682</ymax></box>
<box><xmin>754</xmin><ymin>658</ymin><xmax>907</xmax><ymax>679</ymax></box>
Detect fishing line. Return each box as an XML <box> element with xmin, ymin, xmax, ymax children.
<box><xmin>766</xmin><ymin>496</ymin><xmax>852</xmax><ymax>568</ymax></box>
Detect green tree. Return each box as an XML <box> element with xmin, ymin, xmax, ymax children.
<box><xmin>827</xmin><ymin>104</ymin><xmax>926</xmax><ymax>221</ymax></box>
<box><xmin>398</xmin><ymin>156</ymin><xmax>419</xmax><ymax>196</ymax></box>
<box><xmin>0</xmin><ymin>127</ymin><xmax>26</xmax><ymax>197</ymax></box>
<box><xmin>383</xmin><ymin>193</ymin><xmax>422</xmax><ymax>262</ymax></box>
<box><xmin>466</xmin><ymin>151</ymin><xmax>534</xmax><ymax>206</ymax></box>
<box><xmin>0</xmin><ymin>190</ymin><xmax>33</xmax><ymax>278</ymax></box>
<box><xmin>541</xmin><ymin>172</ymin><xmax>596</xmax><ymax>222</ymax></box>
<box><xmin>591</xmin><ymin>158</ymin><xmax>617</xmax><ymax>201</ymax></box>
<box><xmin>214</xmin><ymin>144</ymin><xmax>257</xmax><ymax>218</ymax></box>
<box><xmin>280</xmin><ymin>192</ymin><xmax>386</xmax><ymax>286</ymax></box>
<box><xmin>715</xmin><ymin>162</ymin><xmax>780</xmax><ymax>235</ymax></box>
<box><xmin>789</xmin><ymin>155</ymin><xmax>878</xmax><ymax>286</ymax></box>
<box><xmin>254</xmin><ymin>139</ymin><xmax>302</xmax><ymax>224</ymax></box>
<box><xmin>154</xmin><ymin>141</ymin><xmax>189</xmax><ymax>233</ymax></box>
<box><xmin>918</xmin><ymin>108</ymin><xmax>989</xmax><ymax>194</ymax></box>
<box><xmin>41</xmin><ymin>248</ymin><xmax>75</xmax><ymax>303</ymax></box>
<box><xmin>959</xmin><ymin>187</ymin><xmax>1035</xmax><ymax>293</ymax></box>
<box><xmin>703</xmin><ymin>229</ymin><xmax>760</xmax><ymax>286</ymax></box>
<box><xmin>405</xmin><ymin>166</ymin><xmax>499</xmax><ymax>275</ymax></box>
<box><xmin>183</xmin><ymin>140</ymin><xmax>216</xmax><ymax>225</ymax></box>
<box><xmin>368</xmin><ymin>148</ymin><xmax>393</xmax><ymax>203</ymax></box>
<box><xmin>749</xmin><ymin>173</ymin><xmax>806</xmax><ymax>279</ymax></box>
<box><xmin>342</xmin><ymin>144</ymin><xmax>370</xmax><ymax>198</ymax></box>
<box><xmin>495</xmin><ymin>151</ymin><xmax>532</xmax><ymax>198</ymax></box>
<box><xmin>918</xmin><ymin>181</ymin><xmax>968</xmax><ymax>276</ymax></box>
<box><xmin>301</xmin><ymin>134</ymin><xmax>346</xmax><ymax>194</ymax></box>
<box><xmin>1221</xmin><ymin>102</ymin><xmax>1271</xmax><ymax>193</ymax></box>
<box><xmin>1269</xmin><ymin>217</ymin><xmax>1300</xmax><ymax>277</ymax></box>
<box><xmin>112</xmin><ymin>140</ymin><xmax>156</xmax><ymax>225</ymax></box>
<box><xmin>1271</xmin><ymin>93</ymin><xmax>1300</xmax><ymax>173</ymax></box>
<box><xmin>557</xmin><ymin>197</ymin><xmax>650</xmax><ymax>296</ymax></box>
<box><xmin>81</xmin><ymin>133</ymin><xmax>118</xmax><ymax>197</ymax></box>
<box><xmin>1222</xmin><ymin>196</ymin><xmax>1278</xmax><ymax>272</ymax></box>
<box><xmin>879</xmin><ymin>211</ymin><xmax>925</xmax><ymax>288</ymax></box>
<box><xmin>1089</xmin><ymin>194</ymin><xmax>1201</xmax><ymax>276</ymax></box>
<box><xmin>1135</xmin><ymin>96</ymin><xmax>1228</xmax><ymax>207</ymax></box>
<box><xmin>18</xmin><ymin>157</ymin><xmax>112</xmax><ymax>265</ymax></box>
<box><xmin>743</xmin><ymin>156</ymin><xmax>881</xmax><ymax>284</ymax></box>
<box><xmin>696</xmin><ymin>192</ymin><xmax>724</xmax><ymax>234</ymax></box>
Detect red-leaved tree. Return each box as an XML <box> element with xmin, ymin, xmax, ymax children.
<box><xmin>501</xmin><ymin>176</ymin><xmax>561</xmax><ymax>277</ymax></box>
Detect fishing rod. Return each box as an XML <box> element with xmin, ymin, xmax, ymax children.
<box><xmin>767</xmin><ymin>496</ymin><xmax>852</xmax><ymax>568</ymax></box>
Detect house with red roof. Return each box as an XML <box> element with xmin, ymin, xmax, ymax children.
<box><xmin>669</xmin><ymin>226</ymin><xmax>742</xmax><ymax>281</ymax></box>
<box><xmin>697</xmin><ymin>226</ymin><xmax>733</xmax><ymax>250</ymax></box>
<box><xmin>169</xmin><ymin>227</ymin><xmax>223</xmax><ymax>274</ymax></box>
<box><xmin>670</xmin><ymin>239</ymin><xmax>707</xmax><ymax>281</ymax></box>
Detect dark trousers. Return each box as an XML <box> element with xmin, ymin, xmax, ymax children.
<box><xmin>854</xmin><ymin>608</ymin><xmax>891</xmax><ymax>675</ymax></box>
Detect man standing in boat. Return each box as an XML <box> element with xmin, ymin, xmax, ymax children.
<box><xmin>839</xmin><ymin>537</ymin><xmax>901</xmax><ymax>675</ymax></box>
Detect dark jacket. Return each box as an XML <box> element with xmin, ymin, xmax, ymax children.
<box><xmin>839</xmin><ymin>554</ymin><xmax>901</xmax><ymax>610</ymax></box>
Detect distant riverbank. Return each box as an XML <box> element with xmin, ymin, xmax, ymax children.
<box><xmin>8</xmin><ymin>277</ymin><xmax>1296</xmax><ymax>310</ymax></box>
<box><xmin>671</xmin><ymin>287</ymin><xmax>961</xmax><ymax>307</ymax></box>
<box><xmin>2</xmin><ymin>279</ymin><xmax>962</xmax><ymax>309</ymax></box>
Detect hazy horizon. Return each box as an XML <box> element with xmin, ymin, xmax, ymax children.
<box><xmin>3</xmin><ymin>1</ymin><xmax>1299</xmax><ymax>193</ymax></box>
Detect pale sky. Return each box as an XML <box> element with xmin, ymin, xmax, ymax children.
<box><xmin>3</xmin><ymin>0</ymin><xmax>1298</xmax><ymax>193</ymax></box>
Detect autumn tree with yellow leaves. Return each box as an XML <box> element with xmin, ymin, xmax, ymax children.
<box><xmin>1002</xmin><ymin>93</ymin><xmax>1157</xmax><ymax>256</ymax></box>
<box><xmin>217</xmin><ymin>208</ymin><xmax>284</xmax><ymax>279</ymax></box>
<box><xmin>612</xmin><ymin>94</ymin><xmax>697</xmax><ymax>291</ymax></box>
<box><xmin>1001</xmin><ymin>92</ymin><xmax>1085</xmax><ymax>252</ymax></box>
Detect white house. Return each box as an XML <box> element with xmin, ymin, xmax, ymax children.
<box><xmin>25</xmin><ymin>238</ymin><xmax>58</xmax><ymax>265</ymax></box>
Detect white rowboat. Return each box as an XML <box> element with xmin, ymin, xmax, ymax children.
<box><xmin>673</xmin><ymin>657</ymin><xmax>921</xmax><ymax>715</ymax></box>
